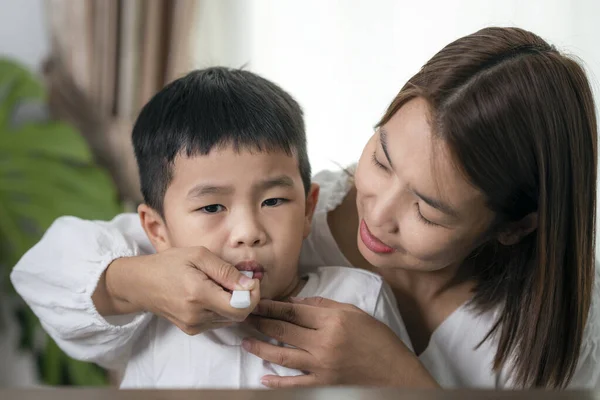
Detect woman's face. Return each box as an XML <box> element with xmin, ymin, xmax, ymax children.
<box><xmin>354</xmin><ymin>97</ymin><xmax>496</xmax><ymax>272</ymax></box>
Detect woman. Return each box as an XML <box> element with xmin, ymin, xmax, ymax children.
<box><xmin>11</xmin><ymin>27</ymin><xmax>600</xmax><ymax>388</ymax></box>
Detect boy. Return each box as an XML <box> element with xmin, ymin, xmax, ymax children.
<box><xmin>120</xmin><ymin>67</ymin><xmax>404</xmax><ymax>388</ymax></box>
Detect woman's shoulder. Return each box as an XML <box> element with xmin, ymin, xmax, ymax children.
<box><xmin>312</xmin><ymin>165</ymin><xmax>355</xmax><ymax>213</ymax></box>
<box><xmin>583</xmin><ymin>262</ymin><xmax>600</xmax><ymax>345</ymax></box>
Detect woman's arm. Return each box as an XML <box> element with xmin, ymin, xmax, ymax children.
<box><xmin>242</xmin><ymin>297</ymin><xmax>439</xmax><ymax>388</ymax></box>
<box><xmin>10</xmin><ymin>214</ymin><xmax>260</xmax><ymax>370</ymax></box>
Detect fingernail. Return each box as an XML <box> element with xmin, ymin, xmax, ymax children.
<box><xmin>289</xmin><ymin>297</ymin><xmax>305</xmax><ymax>302</ymax></box>
<box><xmin>260</xmin><ymin>378</ymin><xmax>269</xmax><ymax>387</ymax></box>
<box><xmin>237</xmin><ymin>275</ymin><xmax>255</xmax><ymax>290</ymax></box>
<box><xmin>241</xmin><ymin>339</ymin><xmax>251</xmax><ymax>351</ymax></box>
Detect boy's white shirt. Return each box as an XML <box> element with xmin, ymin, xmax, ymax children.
<box><xmin>10</xmin><ymin>167</ymin><xmax>600</xmax><ymax>388</ymax></box>
<box><xmin>120</xmin><ymin>266</ymin><xmax>405</xmax><ymax>388</ymax></box>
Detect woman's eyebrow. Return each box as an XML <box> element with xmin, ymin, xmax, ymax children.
<box><xmin>379</xmin><ymin>127</ymin><xmax>394</xmax><ymax>168</ymax></box>
<box><xmin>380</xmin><ymin>126</ymin><xmax>459</xmax><ymax>218</ymax></box>
<box><xmin>412</xmin><ymin>188</ymin><xmax>460</xmax><ymax>218</ymax></box>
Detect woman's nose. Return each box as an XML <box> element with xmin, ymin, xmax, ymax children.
<box><xmin>368</xmin><ymin>190</ymin><xmax>400</xmax><ymax>234</ymax></box>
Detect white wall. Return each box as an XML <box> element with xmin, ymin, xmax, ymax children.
<box><xmin>240</xmin><ymin>0</ymin><xmax>600</xmax><ymax>173</ymax></box>
<box><xmin>0</xmin><ymin>0</ymin><xmax>49</xmax><ymax>71</ymax></box>
<box><xmin>2</xmin><ymin>0</ymin><xmax>597</xmax><ymax>196</ymax></box>
<box><xmin>193</xmin><ymin>0</ymin><xmax>600</xmax><ymax>251</ymax></box>
<box><xmin>1</xmin><ymin>0</ymin><xmax>599</xmax><ymax>245</ymax></box>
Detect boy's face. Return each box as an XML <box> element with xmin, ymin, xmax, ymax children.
<box><xmin>139</xmin><ymin>144</ymin><xmax>318</xmax><ymax>300</ymax></box>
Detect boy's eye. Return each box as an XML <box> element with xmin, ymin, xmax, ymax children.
<box><xmin>262</xmin><ymin>198</ymin><xmax>287</xmax><ymax>207</ymax></box>
<box><xmin>200</xmin><ymin>204</ymin><xmax>225</xmax><ymax>214</ymax></box>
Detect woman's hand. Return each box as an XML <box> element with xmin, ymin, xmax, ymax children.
<box><xmin>242</xmin><ymin>297</ymin><xmax>439</xmax><ymax>388</ymax></box>
<box><xmin>93</xmin><ymin>247</ymin><xmax>260</xmax><ymax>335</ymax></box>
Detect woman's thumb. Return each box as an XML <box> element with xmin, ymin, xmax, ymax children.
<box><xmin>193</xmin><ymin>248</ymin><xmax>256</xmax><ymax>291</ymax></box>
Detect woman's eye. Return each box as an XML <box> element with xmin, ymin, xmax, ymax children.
<box><xmin>415</xmin><ymin>204</ymin><xmax>438</xmax><ymax>227</ymax></box>
<box><xmin>262</xmin><ymin>198</ymin><xmax>287</xmax><ymax>207</ymax></box>
<box><xmin>371</xmin><ymin>151</ymin><xmax>388</xmax><ymax>172</ymax></box>
<box><xmin>199</xmin><ymin>204</ymin><xmax>225</xmax><ymax>214</ymax></box>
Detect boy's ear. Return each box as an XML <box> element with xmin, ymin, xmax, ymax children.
<box><xmin>496</xmin><ymin>212</ymin><xmax>538</xmax><ymax>246</ymax></box>
<box><xmin>138</xmin><ymin>204</ymin><xmax>171</xmax><ymax>252</ymax></box>
<box><xmin>303</xmin><ymin>183</ymin><xmax>320</xmax><ymax>238</ymax></box>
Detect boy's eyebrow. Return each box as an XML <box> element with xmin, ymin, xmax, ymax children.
<box><xmin>254</xmin><ymin>175</ymin><xmax>296</xmax><ymax>191</ymax></box>
<box><xmin>186</xmin><ymin>176</ymin><xmax>296</xmax><ymax>199</ymax></box>
<box><xmin>187</xmin><ymin>184</ymin><xmax>235</xmax><ymax>198</ymax></box>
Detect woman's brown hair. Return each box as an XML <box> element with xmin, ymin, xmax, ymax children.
<box><xmin>378</xmin><ymin>27</ymin><xmax>597</xmax><ymax>388</ymax></box>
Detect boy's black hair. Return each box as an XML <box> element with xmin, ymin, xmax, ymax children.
<box><xmin>132</xmin><ymin>67</ymin><xmax>311</xmax><ymax>214</ymax></box>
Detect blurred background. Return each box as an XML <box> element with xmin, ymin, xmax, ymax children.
<box><xmin>1</xmin><ymin>0</ymin><xmax>599</xmax><ymax>388</ymax></box>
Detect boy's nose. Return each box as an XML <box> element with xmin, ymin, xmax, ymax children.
<box><xmin>229</xmin><ymin>219</ymin><xmax>267</xmax><ymax>247</ymax></box>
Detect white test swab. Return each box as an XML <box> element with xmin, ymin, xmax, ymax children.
<box><xmin>230</xmin><ymin>271</ymin><xmax>253</xmax><ymax>309</ymax></box>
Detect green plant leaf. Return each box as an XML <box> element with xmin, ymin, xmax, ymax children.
<box><xmin>0</xmin><ymin>121</ymin><xmax>93</xmax><ymax>163</ymax></box>
<box><xmin>42</xmin><ymin>338</ymin><xmax>62</xmax><ymax>386</ymax></box>
<box><xmin>66</xmin><ymin>358</ymin><xmax>108</xmax><ymax>386</ymax></box>
<box><xmin>1</xmin><ymin>58</ymin><xmax>120</xmax><ymax>386</ymax></box>
<box><xmin>0</xmin><ymin>59</ymin><xmax>45</xmax><ymax>129</ymax></box>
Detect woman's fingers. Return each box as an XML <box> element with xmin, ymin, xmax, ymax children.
<box><xmin>245</xmin><ymin>314</ymin><xmax>315</xmax><ymax>350</ymax></box>
<box><xmin>260</xmin><ymin>373</ymin><xmax>319</xmax><ymax>388</ymax></box>
<box><xmin>189</xmin><ymin>247</ymin><xmax>256</xmax><ymax>291</ymax></box>
<box><xmin>252</xmin><ymin>299</ymin><xmax>323</xmax><ymax>328</ymax></box>
<box><xmin>245</xmin><ymin>295</ymin><xmax>438</xmax><ymax>387</ymax></box>
<box><xmin>290</xmin><ymin>296</ymin><xmax>356</xmax><ymax>311</ymax></box>
<box><xmin>242</xmin><ymin>338</ymin><xmax>313</xmax><ymax>371</ymax></box>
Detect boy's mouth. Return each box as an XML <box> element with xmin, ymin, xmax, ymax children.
<box><xmin>235</xmin><ymin>260</ymin><xmax>265</xmax><ymax>281</ymax></box>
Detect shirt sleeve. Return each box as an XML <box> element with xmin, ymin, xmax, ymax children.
<box><xmin>372</xmin><ymin>281</ymin><xmax>414</xmax><ymax>352</ymax></box>
<box><xmin>119</xmin><ymin>319</ymin><xmax>156</xmax><ymax>388</ymax></box>
<box><xmin>568</xmin><ymin>336</ymin><xmax>600</xmax><ymax>389</ymax></box>
<box><xmin>10</xmin><ymin>213</ymin><xmax>154</xmax><ymax>371</ymax></box>
<box><xmin>568</xmin><ymin>267</ymin><xmax>600</xmax><ymax>389</ymax></box>
<box><xmin>500</xmin><ymin>266</ymin><xmax>600</xmax><ymax>389</ymax></box>
<box><xmin>501</xmin><ymin>312</ymin><xmax>600</xmax><ymax>389</ymax></box>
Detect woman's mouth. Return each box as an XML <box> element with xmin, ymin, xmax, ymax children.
<box><xmin>235</xmin><ymin>260</ymin><xmax>264</xmax><ymax>280</ymax></box>
<box><xmin>359</xmin><ymin>220</ymin><xmax>396</xmax><ymax>254</ymax></box>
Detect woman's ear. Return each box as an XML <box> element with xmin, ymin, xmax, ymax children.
<box><xmin>138</xmin><ymin>204</ymin><xmax>171</xmax><ymax>252</ymax></box>
<box><xmin>303</xmin><ymin>183</ymin><xmax>320</xmax><ymax>238</ymax></box>
<box><xmin>497</xmin><ymin>212</ymin><xmax>538</xmax><ymax>246</ymax></box>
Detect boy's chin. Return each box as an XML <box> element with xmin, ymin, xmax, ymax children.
<box><xmin>258</xmin><ymin>284</ymin><xmax>289</xmax><ymax>302</ymax></box>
